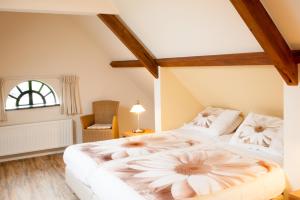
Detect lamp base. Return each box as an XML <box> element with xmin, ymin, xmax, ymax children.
<box><xmin>132</xmin><ymin>129</ymin><xmax>145</xmax><ymax>133</ymax></box>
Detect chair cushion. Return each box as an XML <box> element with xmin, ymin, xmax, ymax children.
<box><xmin>87</xmin><ymin>124</ymin><xmax>112</xmax><ymax>130</ymax></box>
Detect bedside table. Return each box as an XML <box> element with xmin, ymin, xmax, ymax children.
<box><xmin>122</xmin><ymin>129</ymin><xmax>155</xmax><ymax>137</ymax></box>
<box><xmin>289</xmin><ymin>190</ymin><xmax>300</xmax><ymax>200</ymax></box>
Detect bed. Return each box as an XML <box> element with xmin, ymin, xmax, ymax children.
<box><xmin>63</xmin><ymin>128</ymin><xmax>285</xmax><ymax>200</ymax></box>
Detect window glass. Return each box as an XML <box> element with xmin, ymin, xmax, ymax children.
<box><xmin>40</xmin><ymin>86</ymin><xmax>51</xmax><ymax>96</ymax></box>
<box><xmin>19</xmin><ymin>93</ymin><xmax>29</xmax><ymax>106</ymax></box>
<box><xmin>32</xmin><ymin>93</ymin><xmax>44</xmax><ymax>105</ymax></box>
<box><xmin>32</xmin><ymin>81</ymin><xmax>43</xmax><ymax>92</ymax></box>
<box><xmin>45</xmin><ymin>94</ymin><xmax>56</xmax><ymax>105</ymax></box>
<box><xmin>5</xmin><ymin>80</ymin><xmax>59</xmax><ymax>110</ymax></box>
<box><xmin>18</xmin><ymin>82</ymin><xmax>29</xmax><ymax>92</ymax></box>
<box><xmin>9</xmin><ymin>87</ymin><xmax>20</xmax><ymax>98</ymax></box>
<box><xmin>5</xmin><ymin>96</ymin><xmax>16</xmax><ymax>110</ymax></box>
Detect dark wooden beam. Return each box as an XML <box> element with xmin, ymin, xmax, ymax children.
<box><xmin>293</xmin><ymin>50</ymin><xmax>300</xmax><ymax>64</ymax></box>
<box><xmin>111</xmin><ymin>60</ymin><xmax>143</xmax><ymax>68</ymax></box>
<box><xmin>98</xmin><ymin>14</ymin><xmax>158</xmax><ymax>78</ymax></box>
<box><xmin>156</xmin><ymin>52</ymin><xmax>272</xmax><ymax>67</ymax></box>
<box><xmin>111</xmin><ymin>51</ymin><xmax>300</xmax><ymax>68</ymax></box>
<box><xmin>230</xmin><ymin>0</ymin><xmax>298</xmax><ymax>85</ymax></box>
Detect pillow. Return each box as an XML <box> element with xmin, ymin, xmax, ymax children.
<box><xmin>190</xmin><ymin>107</ymin><xmax>223</xmax><ymax>128</ymax></box>
<box><xmin>211</xmin><ymin>111</ymin><xmax>243</xmax><ymax>135</ymax></box>
<box><xmin>184</xmin><ymin>107</ymin><xmax>242</xmax><ymax>136</ymax></box>
<box><xmin>87</xmin><ymin>124</ymin><xmax>112</xmax><ymax>130</ymax></box>
<box><xmin>229</xmin><ymin>112</ymin><xmax>283</xmax><ymax>155</ymax></box>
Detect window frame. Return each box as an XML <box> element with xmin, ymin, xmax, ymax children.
<box><xmin>5</xmin><ymin>80</ymin><xmax>60</xmax><ymax>111</ymax></box>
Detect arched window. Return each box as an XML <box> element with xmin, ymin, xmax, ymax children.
<box><xmin>5</xmin><ymin>80</ymin><xmax>59</xmax><ymax>110</ymax></box>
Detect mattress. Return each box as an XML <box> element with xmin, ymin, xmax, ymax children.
<box><xmin>63</xmin><ymin>129</ymin><xmax>285</xmax><ymax>200</ymax></box>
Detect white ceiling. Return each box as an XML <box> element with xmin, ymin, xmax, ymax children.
<box><xmin>76</xmin><ymin>15</ymin><xmax>135</xmax><ymax>60</ymax></box>
<box><xmin>111</xmin><ymin>0</ymin><xmax>263</xmax><ymax>58</ymax></box>
<box><xmin>1</xmin><ymin>0</ymin><xmax>299</xmax><ymax>59</ymax></box>
<box><xmin>1</xmin><ymin>0</ymin><xmax>300</xmax><ymax>98</ymax></box>
<box><xmin>73</xmin><ymin>0</ymin><xmax>300</xmax><ymax>100</ymax></box>
<box><xmin>261</xmin><ymin>0</ymin><xmax>300</xmax><ymax>49</ymax></box>
<box><xmin>74</xmin><ymin>0</ymin><xmax>300</xmax><ymax>61</ymax></box>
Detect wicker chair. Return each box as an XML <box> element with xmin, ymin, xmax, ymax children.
<box><xmin>80</xmin><ymin>100</ymin><xmax>119</xmax><ymax>143</ymax></box>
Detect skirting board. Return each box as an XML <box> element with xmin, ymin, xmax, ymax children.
<box><xmin>0</xmin><ymin>147</ymin><xmax>66</xmax><ymax>163</ymax></box>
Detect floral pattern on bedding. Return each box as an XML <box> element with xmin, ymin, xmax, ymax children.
<box><xmin>104</xmin><ymin>145</ymin><xmax>277</xmax><ymax>200</ymax></box>
<box><xmin>191</xmin><ymin>107</ymin><xmax>224</xmax><ymax>128</ymax></box>
<box><xmin>80</xmin><ymin>133</ymin><xmax>202</xmax><ymax>164</ymax></box>
<box><xmin>233</xmin><ymin>113</ymin><xmax>282</xmax><ymax>148</ymax></box>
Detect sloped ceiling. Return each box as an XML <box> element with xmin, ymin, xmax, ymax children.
<box><xmin>261</xmin><ymin>0</ymin><xmax>300</xmax><ymax>49</ymax></box>
<box><xmin>1</xmin><ymin>0</ymin><xmax>299</xmax><ymax>101</ymax></box>
<box><xmin>110</xmin><ymin>0</ymin><xmax>264</xmax><ymax>58</ymax></box>
<box><xmin>73</xmin><ymin>0</ymin><xmax>300</xmax><ymax>59</ymax></box>
<box><xmin>113</xmin><ymin>0</ymin><xmax>299</xmax><ymax>57</ymax></box>
<box><xmin>73</xmin><ymin>0</ymin><xmax>300</xmax><ymax>98</ymax></box>
<box><xmin>1</xmin><ymin>0</ymin><xmax>299</xmax><ymax>58</ymax></box>
<box><xmin>75</xmin><ymin>15</ymin><xmax>135</xmax><ymax>60</ymax></box>
<box><xmin>76</xmin><ymin>0</ymin><xmax>264</xmax><ymax>61</ymax></box>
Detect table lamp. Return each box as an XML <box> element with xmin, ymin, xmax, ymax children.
<box><xmin>130</xmin><ymin>101</ymin><xmax>145</xmax><ymax>133</ymax></box>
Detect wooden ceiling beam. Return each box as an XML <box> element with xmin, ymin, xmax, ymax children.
<box><xmin>293</xmin><ymin>50</ymin><xmax>300</xmax><ymax>64</ymax></box>
<box><xmin>98</xmin><ymin>14</ymin><xmax>158</xmax><ymax>78</ymax></box>
<box><xmin>111</xmin><ymin>51</ymin><xmax>300</xmax><ymax>68</ymax></box>
<box><xmin>111</xmin><ymin>60</ymin><xmax>144</xmax><ymax>68</ymax></box>
<box><xmin>230</xmin><ymin>0</ymin><xmax>298</xmax><ymax>85</ymax></box>
<box><xmin>157</xmin><ymin>52</ymin><xmax>271</xmax><ymax>67</ymax></box>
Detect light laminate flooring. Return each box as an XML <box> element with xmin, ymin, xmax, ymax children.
<box><xmin>0</xmin><ymin>154</ymin><xmax>78</xmax><ymax>200</ymax></box>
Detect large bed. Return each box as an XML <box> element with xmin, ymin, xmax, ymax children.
<box><xmin>63</xmin><ymin>128</ymin><xmax>285</xmax><ymax>200</ymax></box>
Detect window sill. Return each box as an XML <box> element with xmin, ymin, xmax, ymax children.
<box><xmin>5</xmin><ymin>104</ymin><xmax>60</xmax><ymax>112</ymax></box>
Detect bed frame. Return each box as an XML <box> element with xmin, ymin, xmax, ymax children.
<box><xmin>66</xmin><ymin>169</ymin><xmax>101</xmax><ymax>200</ymax></box>
<box><xmin>65</xmin><ymin>169</ymin><xmax>285</xmax><ymax>200</ymax></box>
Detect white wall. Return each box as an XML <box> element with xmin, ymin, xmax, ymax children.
<box><xmin>284</xmin><ymin>65</ymin><xmax>300</xmax><ymax>190</ymax></box>
<box><xmin>0</xmin><ymin>0</ymin><xmax>118</xmax><ymax>15</ymax></box>
<box><xmin>170</xmin><ymin>66</ymin><xmax>283</xmax><ymax>117</ymax></box>
<box><xmin>154</xmin><ymin>68</ymin><xmax>162</xmax><ymax>131</ymax></box>
<box><xmin>0</xmin><ymin>12</ymin><xmax>155</xmax><ymax>142</ymax></box>
<box><xmin>160</xmin><ymin>68</ymin><xmax>203</xmax><ymax>130</ymax></box>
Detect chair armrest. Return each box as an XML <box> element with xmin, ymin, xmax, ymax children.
<box><xmin>112</xmin><ymin>115</ymin><xmax>119</xmax><ymax>139</ymax></box>
<box><xmin>80</xmin><ymin>114</ymin><xmax>95</xmax><ymax>129</ymax></box>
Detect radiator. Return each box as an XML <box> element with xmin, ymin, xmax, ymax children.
<box><xmin>0</xmin><ymin>119</ymin><xmax>73</xmax><ymax>156</ymax></box>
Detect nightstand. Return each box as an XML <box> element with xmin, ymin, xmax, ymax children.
<box><xmin>289</xmin><ymin>190</ymin><xmax>300</xmax><ymax>200</ymax></box>
<box><xmin>122</xmin><ymin>129</ymin><xmax>155</xmax><ymax>137</ymax></box>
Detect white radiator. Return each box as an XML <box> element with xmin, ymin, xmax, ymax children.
<box><xmin>0</xmin><ymin>119</ymin><xmax>73</xmax><ymax>156</ymax></box>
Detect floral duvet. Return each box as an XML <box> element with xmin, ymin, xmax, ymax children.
<box><xmin>79</xmin><ymin>132</ymin><xmax>209</xmax><ymax>164</ymax></box>
<box><xmin>77</xmin><ymin>132</ymin><xmax>284</xmax><ymax>200</ymax></box>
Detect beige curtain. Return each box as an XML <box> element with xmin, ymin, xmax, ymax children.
<box><xmin>0</xmin><ymin>79</ymin><xmax>7</xmax><ymax>121</ymax></box>
<box><xmin>61</xmin><ymin>75</ymin><xmax>82</xmax><ymax>115</ymax></box>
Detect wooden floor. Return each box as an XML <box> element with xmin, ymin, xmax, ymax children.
<box><xmin>0</xmin><ymin>154</ymin><xmax>79</xmax><ymax>200</ymax></box>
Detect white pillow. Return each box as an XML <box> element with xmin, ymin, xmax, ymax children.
<box><xmin>184</xmin><ymin>107</ymin><xmax>242</xmax><ymax>136</ymax></box>
<box><xmin>87</xmin><ymin>124</ymin><xmax>112</xmax><ymax>130</ymax></box>
<box><xmin>211</xmin><ymin>111</ymin><xmax>243</xmax><ymax>135</ymax></box>
<box><xmin>229</xmin><ymin>112</ymin><xmax>283</xmax><ymax>156</ymax></box>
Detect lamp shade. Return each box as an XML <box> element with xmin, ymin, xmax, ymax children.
<box><xmin>130</xmin><ymin>104</ymin><xmax>145</xmax><ymax>113</ymax></box>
